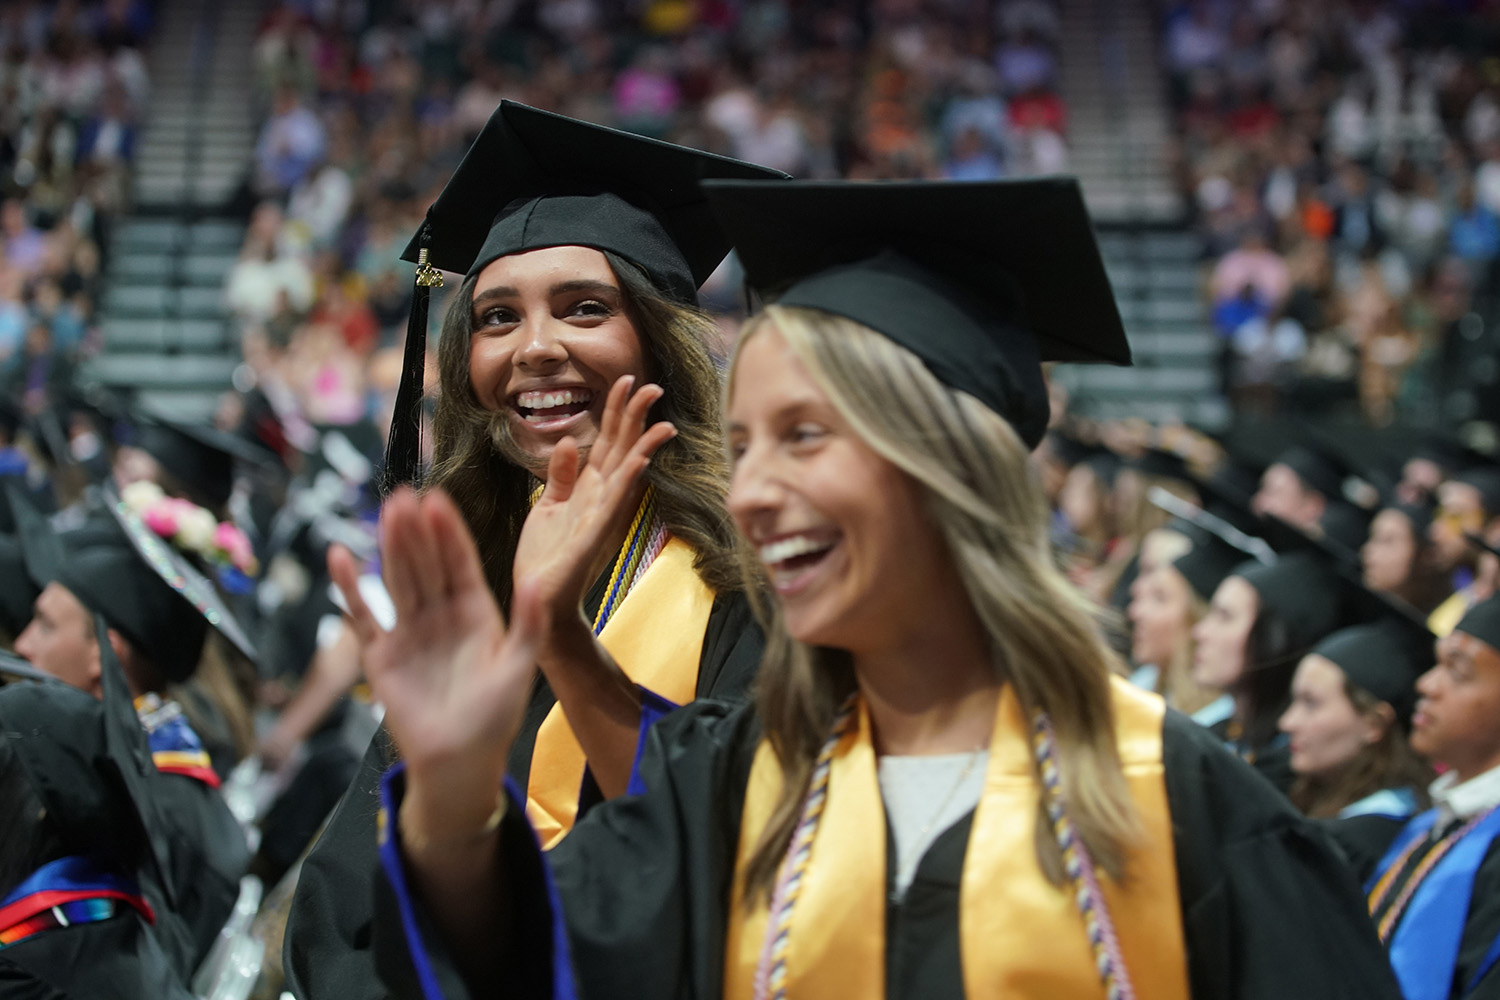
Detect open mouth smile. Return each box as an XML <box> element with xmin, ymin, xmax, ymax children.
<box><xmin>510</xmin><ymin>387</ymin><xmax>596</xmax><ymax>429</ymax></box>
<box><xmin>758</xmin><ymin>531</ymin><xmax>841</xmax><ymax>594</ymax></box>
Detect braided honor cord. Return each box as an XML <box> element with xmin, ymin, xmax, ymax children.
<box><xmin>1033</xmin><ymin>713</ymin><xmax>1136</xmax><ymax>1000</ymax></box>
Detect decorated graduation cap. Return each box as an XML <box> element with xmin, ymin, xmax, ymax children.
<box><xmin>701</xmin><ymin>178</ymin><xmax>1132</xmax><ymax>450</ymax></box>
<box><xmin>129</xmin><ymin>412</ymin><xmax>277</xmax><ymax>512</ymax></box>
<box><xmin>21</xmin><ymin>490</ymin><xmax>257</xmax><ymax>684</ymax></box>
<box><xmin>382</xmin><ymin>101</ymin><xmax>789</xmax><ymax>494</ymax></box>
<box><xmin>1454</xmin><ymin>594</ymin><xmax>1500</xmax><ymax>656</ymax></box>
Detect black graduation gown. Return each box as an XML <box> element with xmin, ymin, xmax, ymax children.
<box><xmin>285</xmin><ymin>588</ymin><xmax>765</xmax><ymax>1000</ymax></box>
<box><xmin>149</xmin><ymin>769</ymin><xmax>251</xmax><ymax>975</ymax></box>
<box><xmin>369</xmin><ymin>706</ymin><xmax>1402</xmax><ymax>1000</ymax></box>
<box><xmin>1323</xmin><ymin>813</ymin><xmax>1410</xmax><ymax>886</ymax></box>
<box><xmin>0</xmin><ymin>912</ymin><xmax>196</xmax><ymax>1000</ymax></box>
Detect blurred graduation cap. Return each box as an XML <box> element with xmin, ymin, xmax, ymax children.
<box><xmin>1385</xmin><ymin>500</ymin><xmax>1437</xmax><ymax>541</ymax></box>
<box><xmin>1308</xmin><ymin>612</ymin><xmax>1434</xmax><ymax>725</ymax></box>
<box><xmin>1451</xmin><ymin>461</ymin><xmax>1500</xmax><ymax>517</ymax></box>
<box><xmin>1317</xmin><ymin>500</ymin><xmax>1373</xmax><ymax>566</ymax></box>
<box><xmin>1126</xmin><ymin>447</ymin><xmax>1194</xmax><ymax>487</ymax></box>
<box><xmin>19</xmin><ymin>489</ymin><xmax>257</xmax><ymax>683</ymax></box>
<box><xmin>129</xmin><ymin>412</ymin><xmax>278</xmax><ymax>512</ymax></box>
<box><xmin>700</xmin><ymin>178</ymin><xmax>1132</xmax><ymax>450</ymax></box>
<box><xmin>383</xmin><ymin>101</ymin><xmax>790</xmax><ymax>494</ymax></box>
<box><xmin>0</xmin><ymin>483</ymin><xmax>53</xmax><ymax>638</ymax></box>
<box><xmin>1269</xmin><ymin>443</ymin><xmax>1371</xmax><ymax>507</ymax></box>
<box><xmin>1454</xmin><ymin>594</ymin><xmax>1500</xmax><ymax>655</ymax></box>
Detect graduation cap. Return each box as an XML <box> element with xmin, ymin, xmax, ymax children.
<box><xmin>1453</xmin><ymin>594</ymin><xmax>1500</xmax><ymax>659</ymax></box>
<box><xmin>1270</xmin><ymin>444</ymin><xmax>1355</xmax><ymax>503</ymax></box>
<box><xmin>20</xmin><ymin>490</ymin><xmax>257</xmax><ymax>683</ymax></box>
<box><xmin>1172</xmin><ymin>532</ymin><xmax>1261</xmax><ymax>603</ymax></box>
<box><xmin>1387</xmin><ymin>500</ymin><xmax>1437</xmax><ymax>540</ymax></box>
<box><xmin>1232</xmin><ymin>550</ymin><xmax>1344</xmax><ymax>652</ymax></box>
<box><xmin>1318</xmin><ymin>500</ymin><xmax>1373</xmax><ymax>566</ymax></box>
<box><xmin>1451</xmin><ymin>463</ymin><xmax>1500</xmax><ymax>518</ymax></box>
<box><xmin>0</xmin><ymin>483</ymin><xmax>54</xmax><ymax>638</ymax></box>
<box><xmin>129</xmin><ymin>413</ymin><xmax>276</xmax><ymax>512</ymax></box>
<box><xmin>1126</xmin><ymin>448</ymin><xmax>1194</xmax><ymax>486</ymax></box>
<box><xmin>701</xmin><ymin>178</ymin><xmax>1132</xmax><ymax>450</ymax></box>
<box><xmin>1309</xmin><ymin>616</ymin><xmax>1434</xmax><ymax>725</ymax></box>
<box><xmin>382</xmin><ymin>101</ymin><xmax>790</xmax><ymax>494</ymax></box>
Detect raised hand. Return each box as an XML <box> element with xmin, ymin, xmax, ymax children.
<box><xmin>329</xmin><ymin>488</ymin><xmax>541</xmax><ymax>834</ymax></box>
<box><xmin>515</xmin><ymin>374</ymin><xmax>677</xmax><ymax>628</ymax></box>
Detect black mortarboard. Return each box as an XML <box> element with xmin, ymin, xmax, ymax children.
<box><xmin>131</xmin><ymin>414</ymin><xmax>275</xmax><ymax>511</ymax></box>
<box><xmin>22</xmin><ymin>491</ymin><xmax>257</xmax><ymax>682</ymax></box>
<box><xmin>1233</xmin><ymin>551</ymin><xmax>1342</xmax><ymax>651</ymax></box>
<box><xmin>1173</xmin><ymin>532</ymin><xmax>1259</xmax><ymax>602</ymax></box>
<box><xmin>701</xmin><ymin>178</ymin><xmax>1132</xmax><ymax>449</ymax></box>
<box><xmin>383</xmin><ymin>101</ymin><xmax>788</xmax><ymax>494</ymax></box>
<box><xmin>1310</xmin><ymin>616</ymin><xmax>1434</xmax><ymax>724</ymax></box>
<box><xmin>402</xmin><ymin>101</ymin><xmax>789</xmax><ymax>296</ymax></box>
<box><xmin>1454</xmin><ymin>594</ymin><xmax>1500</xmax><ymax>656</ymax></box>
<box><xmin>1128</xmin><ymin>448</ymin><xmax>1193</xmax><ymax>486</ymax></box>
<box><xmin>1273</xmin><ymin>444</ymin><xmax>1351</xmax><ymax>501</ymax></box>
<box><xmin>0</xmin><ymin>535</ymin><xmax>35</xmax><ymax>637</ymax></box>
<box><xmin>1318</xmin><ymin>500</ymin><xmax>1373</xmax><ymax>566</ymax></box>
<box><xmin>1389</xmin><ymin>500</ymin><xmax>1437</xmax><ymax>540</ymax></box>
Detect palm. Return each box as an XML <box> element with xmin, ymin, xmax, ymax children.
<box><xmin>514</xmin><ymin>375</ymin><xmax>677</xmax><ymax>620</ymax></box>
<box><xmin>329</xmin><ymin>489</ymin><xmax>541</xmax><ymax>783</ymax></box>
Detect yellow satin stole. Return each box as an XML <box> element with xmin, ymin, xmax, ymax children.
<box><xmin>724</xmin><ymin>677</ymin><xmax>1191</xmax><ymax>999</ymax></box>
<box><xmin>525</xmin><ymin>537</ymin><xmax>715</xmax><ymax>849</ymax></box>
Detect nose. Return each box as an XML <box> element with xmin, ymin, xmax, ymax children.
<box><xmin>727</xmin><ymin>443</ymin><xmax>783</xmax><ymax>533</ymax></box>
<box><xmin>512</xmin><ymin>313</ymin><xmax>569</xmax><ymax>371</ymax></box>
<box><xmin>1415</xmin><ymin>664</ymin><xmax>1441</xmax><ymax>697</ymax></box>
<box><xmin>14</xmin><ymin>621</ymin><xmax>36</xmax><ymax>660</ymax></box>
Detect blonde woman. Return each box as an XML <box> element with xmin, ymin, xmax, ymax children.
<box><xmin>335</xmin><ymin>181</ymin><xmax>1399</xmax><ymax>999</ymax></box>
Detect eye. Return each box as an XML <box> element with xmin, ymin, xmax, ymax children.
<box><xmin>475</xmin><ymin>305</ymin><xmax>518</xmax><ymax>329</ymax></box>
<box><xmin>565</xmin><ymin>298</ymin><xmax>614</xmax><ymax>321</ymax></box>
<box><xmin>788</xmin><ymin>423</ymin><xmax>827</xmax><ymax>447</ymax></box>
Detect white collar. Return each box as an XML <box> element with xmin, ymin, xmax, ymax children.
<box><xmin>1429</xmin><ymin>761</ymin><xmax>1500</xmax><ymax>828</ymax></box>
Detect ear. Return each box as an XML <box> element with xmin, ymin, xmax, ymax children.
<box><xmin>1362</xmin><ymin>701</ymin><xmax>1396</xmax><ymax>745</ymax></box>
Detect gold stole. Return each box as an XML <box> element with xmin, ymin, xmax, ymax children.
<box><xmin>724</xmin><ymin>677</ymin><xmax>1191</xmax><ymax>999</ymax></box>
<box><xmin>525</xmin><ymin>537</ymin><xmax>715</xmax><ymax>849</ymax></box>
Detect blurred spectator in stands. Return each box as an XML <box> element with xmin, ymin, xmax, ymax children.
<box><xmin>943</xmin><ymin>125</ymin><xmax>1004</xmax><ymax>180</ymax></box>
<box><xmin>0</xmin><ymin>266</ymin><xmax>26</xmax><ymax>363</ymax></box>
<box><xmin>995</xmin><ymin>27</ymin><xmax>1055</xmax><ymax>95</ymax></box>
<box><xmin>255</xmin><ymin>84</ymin><xmax>326</xmax><ymax>199</ymax></box>
<box><xmin>227</xmin><ymin>202</ymin><xmax>314</xmax><ymax>326</ymax></box>
<box><xmin>3</xmin><ymin>316</ymin><xmax>70</xmax><ymax>415</ymax></box>
<box><xmin>286</xmin><ymin>141</ymin><xmax>353</xmax><ymax>252</ymax></box>
<box><xmin>612</xmin><ymin>46</ymin><xmax>681</xmax><ymax>138</ymax></box>
<box><xmin>1212</xmin><ymin>230</ymin><xmax>1291</xmax><ymax>313</ymax></box>
<box><xmin>1448</xmin><ymin>179</ymin><xmax>1500</xmax><ymax>277</ymax></box>
<box><xmin>2</xmin><ymin>198</ymin><xmax>44</xmax><ymax>278</ymax></box>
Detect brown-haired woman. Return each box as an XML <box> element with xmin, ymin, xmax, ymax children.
<box><xmin>1279</xmin><ymin>618</ymin><xmax>1437</xmax><ymax>879</ymax></box>
<box><xmin>342</xmin><ymin>180</ymin><xmax>1399</xmax><ymax>999</ymax></box>
<box><xmin>285</xmin><ymin>103</ymin><xmax>784</xmax><ymax>1000</ymax></box>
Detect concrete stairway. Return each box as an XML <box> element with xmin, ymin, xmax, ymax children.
<box><xmin>83</xmin><ymin>0</ymin><xmax>261</xmax><ymax>423</ymax></box>
<box><xmin>1051</xmin><ymin>0</ymin><xmax>1225</xmax><ymax>427</ymax></box>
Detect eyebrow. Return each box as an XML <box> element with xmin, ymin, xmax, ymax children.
<box><xmin>471</xmin><ymin>279</ymin><xmax>620</xmax><ymax>313</ymax></box>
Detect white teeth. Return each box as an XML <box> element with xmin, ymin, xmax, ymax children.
<box><xmin>517</xmin><ymin>388</ymin><xmax>592</xmax><ymax>409</ymax></box>
<box><xmin>759</xmin><ymin>534</ymin><xmax>834</xmax><ymax>566</ymax></box>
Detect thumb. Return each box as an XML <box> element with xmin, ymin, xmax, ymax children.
<box><xmin>541</xmin><ymin>437</ymin><xmax>582</xmax><ymax>504</ymax></box>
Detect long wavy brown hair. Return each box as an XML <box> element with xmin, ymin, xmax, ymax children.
<box><xmin>734</xmin><ymin>306</ymin><xmax>1143</xmax><ymax>904</ymax></box>
<box><xmin>425</xmin><ymin>251</ymin><xmax>741</xmax><ymax>610</ymax></box>
<box><xmin>1289</xmin><ymin>682</ymin><xmax>1434</xmax><ymax>819</ymax></box>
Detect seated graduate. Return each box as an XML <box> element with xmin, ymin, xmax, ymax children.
<box><xmin>1278</xmin><ymin>608</ymin><xmax>1437</xmax><ymax>877</ymax></box>
<box><xmin>344</xmin><ymin>179</ymin><xmax>1401</xmax><ymax>1000</ymax></box>
<box><xmin>1190</xmin><ymin>540</ymin><xmax>1343</xmax><ymax>793</ymax></box>
<box><xmin>1362</xmin><ymin>499</ymin><xmax>1451</xmax><ymax>616</ymax></box>
<box><xmin>0</xmin><ymin>628</ymin><xmax>195</xmax><ymax>998</ymax></box>
<box><xmin>1366</xmin><ymin>594</ymin><xmax>1500</xmax><ymax>1000</ymax></box>
<box><xmin>9</xmin><ymin>488</ymin><xmax>253</xmax><ymax>977</ymax></box>
<box><xmin>285</xmin><ymin>101</ymin><xmax>784</xmax><ymax>999</ymax></box>
<box><xmin>1428</xmin><ymin>462</ymin><xmax>1500</xmax><ymax>636</ymax></box>
<box><xmin>1128</xmin><ymin>519</ymin><xmax>1252</xmax><ymax>721</ymax></box>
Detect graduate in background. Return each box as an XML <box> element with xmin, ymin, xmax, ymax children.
<box><xmin>1367</xmin><ymin>594</ymin><xmax>1500</xmax><ymax>1000</ymax></box>
<box><xmin>1279</xmin><ymin>609</ymin><xmax>1437</xmax><ymax>876</ymax></box>
<box><xmin>9</xmin><ymin>487</ymin><xmax>253</xmax><ymax>977</ymax></box>
<box><xmin>0</xmin><ymin>626</ymin><xmax>195</xmax><ymax>999</ymax></box>
<box><xmin>343</xmin><ymin>179</ymin><xmax>1400</xmax><ymax>1000</ymax></box>
<box><xmin>286</xmin><ymin>101</ymin><xmax>783</xmax><ymax>1000</ymax></box>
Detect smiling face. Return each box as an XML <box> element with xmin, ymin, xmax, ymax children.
<box><xmin>726</xmin><ymin>325</ymin><xmax>954</xmax><ymax>653</ymax></box>
<box><xmin>467</xmin><ymin>246</ymin><xmax>649</xmax><ymax>474</ymax></box>
<box><xmin>1362</xmin><ymin>508</ymin><xmax>1418</xmax><ymax>594</ymax></box>
<box><xmin>1411</xmin><ymin>630</ymin><xmax>1500</xmax><ymax>781</ymax></box>
<box><xmin>1191</xmin><ymin>575</ymin><xmax>1259</xmax><ymax>689</ymax></box>
<box><xmin>1128</xmin><ymin>566</ymin><xmax>1194</xmax><ymax>667</ymax></box>
<box><xmin>1279</xmin><ymin>655</ymin><xmax>1385</xmax><ymax>779</ymax></box>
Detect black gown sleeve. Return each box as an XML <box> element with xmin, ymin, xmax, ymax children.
<box><xmin>372</xmin><ymin>702</ymin><xmax>761</xmax><ymax>1000</ymax></box>
<box><xmin>2</xmin><ymin>911</ymin><xmax>197</xmax><ymax>1000</ymax></box>
<box><xmin>1320</xmin><ymin>813</ymin><xmax>1409</xmax><ymax>886</ymax></box>
<box><xmin>1161</xmin><ymin>711</ymin><xmax>1402</xmax><ymax>1000</ymax></box>
<box><xmin>693</xmin><ymin>590</ymin><xmax>765</xmax><ymax>702</ymax></box>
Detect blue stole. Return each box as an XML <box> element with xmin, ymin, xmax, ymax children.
<box><xmin>1367</xmin><ymin>807</ymin><xmax>1500</xmax><ymax>1000</ymax></box>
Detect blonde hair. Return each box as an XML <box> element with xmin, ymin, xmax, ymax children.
<box><xmin>733</xmin><ymin>305</ymin><xmax>1142</xmax><ymax>902</ymax></box>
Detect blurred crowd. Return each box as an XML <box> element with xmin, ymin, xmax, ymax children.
<box><xmin>224</xmin><ymin>0</ymin><xmax>1081</xmax><ymax>450</ymax></box>
<box><xmin>1166</xmin><ymin>0</ymin><xmax>1500</xmax><ymax>430</ymax></box>
<box><xmin>0</xmin><ymin>0</ymin><xmax>152</xmax><ymax>407</ymax></box>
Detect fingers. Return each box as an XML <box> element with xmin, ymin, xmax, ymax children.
<box><xmin>592</xmin><ymin>376</ymin><xmax>664</xmax><ymax>477</ymax></box>
<box><xmin>328</xmin><ymin>544</ymin><xmax>384</xmax><ymax>650</ymax></box>
<box><xmin>541</xmin><ymin>436</ymin><xmax>581</xmax><ymax>505</ymax></box>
